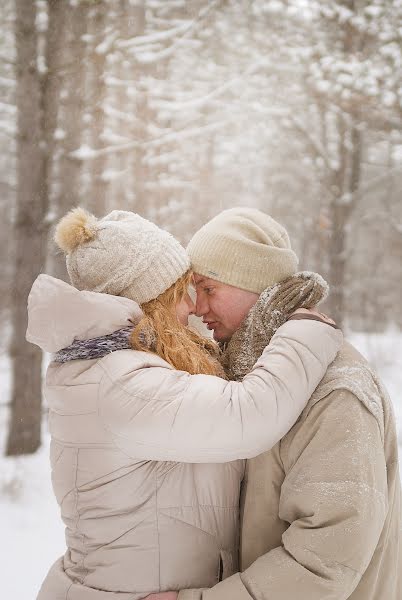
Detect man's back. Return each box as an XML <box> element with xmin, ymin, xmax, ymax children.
<box><xmin>240</xmin><ymin>341</ymin><xmax>401</xmax><ymax>600</ymax></box>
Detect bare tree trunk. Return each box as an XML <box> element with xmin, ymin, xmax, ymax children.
<box><xmin>87</xmin><ymin>1</ymin><xmax>108</xmax><ymax>216</ymax></box>
<box><xmin>0</xmin><ymin>1</ymin><xmax>16</xmax><ymax>321</ymax></box>
<box><xmin>327</xmin><ymin>116</ymin><xmax>362</xmax><ymax>327</ymax></box>
<box><xmin>327</xmin><ymin>202</ymin><xmax>348</xmax><ymax>326</ymax></box>
<box><xmin>41</xmin><ymin>0</ymin><xmax>68</xmax><ymax>264</ymax></box>
<box><xmin>327</xmin><ymin>113</ymin><xmax>348</xmax><ymax>326</ymax></box>
<box><xmin>326</xmin><ymin>14</ymin><xmax>363</xmax><ymax>329</ymax></box>
<box><xmin>129</xmin><ymin>2</ymin><xmax>148</xmax><ymax>213</ymax></box>
<box><xmin>52</xmin><ymin>2</ymin><xmax>88</xmax><ymax>279</ymax></box>
<box><xmin>132</xmin><ymin>85</ymin><xmax>150</xmax><ymax>211</ymax></box>
<box><xmin>6</xmin><ymin>1</ymin><xmax>47</xmax><ymax>455</ymax></box>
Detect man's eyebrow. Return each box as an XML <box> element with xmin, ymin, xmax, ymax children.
<box><xmin>194</xmin><ymin>276</ymin><xmax>211</xmax><ymax>286</ymax></box>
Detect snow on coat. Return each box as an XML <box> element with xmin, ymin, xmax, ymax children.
<box><xmin>179</xmin><ymin>345</ymin><xmax>402</xmax><ymax>600</ymax></box>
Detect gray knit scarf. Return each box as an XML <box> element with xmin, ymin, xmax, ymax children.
<box><xmin>54</xmin><ymin>326</ymin><xmax>134</xmax><ymax>363</ymax></box>
<box><xmin>221</xmin><ymin>271</ymin><xmax>329</xmax><ymax>381</ymax></box>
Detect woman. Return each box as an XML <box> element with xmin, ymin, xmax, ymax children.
<box><xmin>27</xmin><ymin>208</ymin><xmax>342</xmax><ymax>600</ymax></box>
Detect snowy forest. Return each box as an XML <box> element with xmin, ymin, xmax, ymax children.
<box><xmin>0</xmin><ymin>1</ymin><xmax>402</xmax><ymax>597</ymax></box>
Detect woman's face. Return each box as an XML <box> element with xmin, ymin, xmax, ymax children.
<box><xmin>176</xmin><ymin>292</ymin><xmax>196</xmax><ymax>325</ymax></box>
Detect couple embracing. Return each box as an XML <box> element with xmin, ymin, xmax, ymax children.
<box><xmin>27</xmin><ymin>207</ymin><xmax>401</xmax><ymax>600</ymax></box>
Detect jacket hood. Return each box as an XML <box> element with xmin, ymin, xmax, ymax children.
<box><xmin>26</xmin><ymin>274</ymin><xmax>143</xmax><ymax>353</ymax></box>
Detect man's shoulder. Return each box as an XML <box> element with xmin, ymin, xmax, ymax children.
<box><xmin>322</xmin><ymin>339</ymin><xmax>370</xmax><ymax>376</ymax></box>
<box><xmin>298</xmin><ymin>340</ymin><xmax>389</xmax><ymax>440</ymax></box>
<box><xmin>331</xmin><ymin>339</ymin><xmax>369</xmax><ymax>367</ymax></box>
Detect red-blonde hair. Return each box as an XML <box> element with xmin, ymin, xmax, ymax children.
<box><xmin>131</xmin><ymin>271</ymin><xmax>225</xmax><ymax>377</ymax></box>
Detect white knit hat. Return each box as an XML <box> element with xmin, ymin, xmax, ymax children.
<box><xmin>55</xmin><ymin>208</ymin><xmax>190</xmax><ymax>305</ymax></box>
<box><xmin>187</xmin><ymin>207</ymin><xmax>298</xmax><ymax>293</ymax></box>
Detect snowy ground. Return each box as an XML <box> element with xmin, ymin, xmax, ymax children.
<box><xmin>1</xmin><ymin>330</ymin><xmax>401</xmax><ymax>600</ymax></box>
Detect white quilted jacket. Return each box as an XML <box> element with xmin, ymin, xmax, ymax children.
<box><xmin>27</xmin><ymin>275</ymin><xmax>342</xmax><ymax>600</ymax></box>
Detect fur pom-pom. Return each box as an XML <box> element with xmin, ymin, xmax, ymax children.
<box><xmin>54</xmin><ymin>207</ymin><xmax>98</xmax><ymax>253</ymax></box>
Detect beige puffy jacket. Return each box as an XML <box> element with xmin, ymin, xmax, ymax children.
<box><xmin>27</xmin><ymin>275</ymin><xmax>342</xmax><ymax>600</ymax></box>
<box><xmin>179</xmin><ymin>343</ymin><xmax>402</xmax><ymax>600</ymax></box>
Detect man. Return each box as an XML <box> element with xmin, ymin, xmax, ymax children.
<box><xmin>149</xmin><ymin>207</ymin><xmax>401</xmax><ymax>600</ymax></box>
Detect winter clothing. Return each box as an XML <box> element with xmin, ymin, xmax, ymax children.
<box><xmin>53</xmin><ymin>326</ymin><xmax>133</xmax><ymax>363</ymax></box>
<box><xmin>27</xmin><ymin>274</ymin><xmax>342</xmax><ymax>600</ymax></box>
<box><xmin>26</xmin><ymin>274</ymin><xmax>143</xmax><ymax>353</ymax></box>
<box><xmin>187</xmin><ymin>207</ymin><xmax>298</xmax><ymax>293</ymax></box>
<box><xmin>55</xmin><ymin>208</ymin><xmax>190</xmax><ymax>305</ymax></box>
<box><xmin>178</xmin><ymin>343</ymin><xmax>402</xmax><ymax>600</ymax></box>
<box><xmin>221</xmin><ymin>271</ymin><xmax>329</xmax><ymax>380</ymax></box>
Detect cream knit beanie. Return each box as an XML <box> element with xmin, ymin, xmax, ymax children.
<box><xmin>187</xmin><ymin>207</ymin><xmax>298</xmax><ymax>293</ymax></box>
<box><xmin>55</xmin><ymin>208</ymin><xmax>190</xmax><ymax>305</ymax></box>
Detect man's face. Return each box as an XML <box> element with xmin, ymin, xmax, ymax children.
<box><xmin>194</xmin><ymin>274</ymin><xmax>259</xmax><ymax>342</ymax></box>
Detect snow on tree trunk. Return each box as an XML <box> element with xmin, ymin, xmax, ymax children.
<box><xmin>6</xmin><ymin>0</ymin><xmax>46</xmax><ymax>456</ymax></box>
<box><xmin>87</xmin><ymin>1</ymin><xmax>108</xmax><ymax>216</ymax></box>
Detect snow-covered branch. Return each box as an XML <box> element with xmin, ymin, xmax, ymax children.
<box><xmin>288</xmin><ymin>114</ymin><xmax>333</xmax><ymax>172</ymax></box>
<box><xmin>337</xmin><ymin>163</ymin><xmax>402</xmax><ymax>207</ymax></box>
<box><xmin>117</xmin><ymin>0</ymin><xmax>221</xmax><ymax>64</ymax></box>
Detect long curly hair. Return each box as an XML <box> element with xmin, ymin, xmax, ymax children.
<box><xmin>131</xmin><ymin>271</ymin><xmax>225</xmax><ymax>377</ymax></box>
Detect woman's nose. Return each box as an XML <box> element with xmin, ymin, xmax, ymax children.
<box><xmin>187</xmin><ymin>295</ymin><xmax>196</xmax><ymax>315</ymax></box>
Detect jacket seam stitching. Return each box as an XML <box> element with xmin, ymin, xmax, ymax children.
<box><xmin>155</xmin><ymin>471</ymin><xmax>161</xmax><ymax>590</ymax></box>
<box><xmin>49</xmin><ymin>409</ymin><xmax>96</xmax><ymax>417</ymax></box>
<box><xmin>79</xmin><ymin>515</ymin><xmax>150</xmax><ymax>554</ymax></box>
<box><xmin>159</xmin><ymin>504</ymin><xmax>239</xmax><ymax>509</ymax></box>
<box><xmin>289</xmin><ymin>543</ymin><xmax>364</xmax><ymax>576</ymax></box>
<box><xmin>240</xmin><ymin>571</ymin><xmax>261</xmax><ymax>599</ymax></box>
<box><xmin>73</xmin><ymin>448</ymin><xmax>89</xmax><ymax>585</ymax></box>
<box><xmin>65</xmin><ymin>581</ymin><xmax>73</xmax><ymax>600</ymax></box>
<box><xmin>49</xmin><ymin>437</ymin><xmax>115</xmax><ymax>448</ymax></box>
<box><xmin>51</xmin><ymin>443</ymin><xmax>65</xmax><ymax>467</ymax></box>
<box><xmin>159</xmin><ymin>512</ymin><xmax>220</xmax><ymax>539</ymax></box>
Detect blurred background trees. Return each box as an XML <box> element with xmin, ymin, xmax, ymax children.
<box><xmin>1</xmin><ymin>0</ymin><xmax>401</xmax><ymax>455</ymax></box>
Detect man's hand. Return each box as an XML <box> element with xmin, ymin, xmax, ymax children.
<box><xmin>143</xmin><ymin>593</ymin><xmax>178</xmax><ymax>600</ymax></box>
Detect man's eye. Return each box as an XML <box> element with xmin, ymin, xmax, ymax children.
<box><xmin>204</xmin><ymin>287</ymin><xmax>213</xmax><ymax>294</ymax></box>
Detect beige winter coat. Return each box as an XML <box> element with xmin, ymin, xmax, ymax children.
<box><xmin>179</xmin><ymin>342</ymin><xmax>402</xmax><ymax>600</ymax></box>
<box><xmin>27</xmin><ymin>275</ymin><xmax>341</xmax><ymax>600</ymax></box>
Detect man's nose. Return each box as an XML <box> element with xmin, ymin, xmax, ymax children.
<box><xmin>195</xmin><ymin>294</ymin><xmax>208</xmax><ymax>317</ymax></box>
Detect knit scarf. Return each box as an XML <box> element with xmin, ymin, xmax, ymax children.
<box><xmin>54</xmin><ymin>326</ymin><xmax>134</xmax><ymax>363</ymax></box>
<box><xmin>221</xmin><ymin>271</ymin><xmax>329</xmax><ymax>381</ymax></box>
